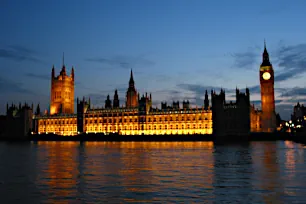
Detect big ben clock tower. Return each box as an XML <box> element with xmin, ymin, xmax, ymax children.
<box><xmin>260</xmin><ymin>41</ymin><xmax>276</xmax><ymax>132</ymax></box>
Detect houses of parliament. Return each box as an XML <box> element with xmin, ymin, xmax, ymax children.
<box><xmin>32</xmin><ymin>44</ymin><xmax>277</xmax><ymax>136</ymax></box>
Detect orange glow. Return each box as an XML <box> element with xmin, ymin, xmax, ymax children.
<box><xmin>50</xmin><ymin>67</ymin><xmax>74</xmax><ymax>115</ymax></box>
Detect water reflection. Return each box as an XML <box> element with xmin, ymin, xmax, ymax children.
<box><xmin>35</xmin><ymin>142</ymin><xmax>79</xmax><ymax>202</ymax></box>
<box><xmin>255</xmin><ymin>142</ymin><xmax>284</xmax><ymax>203</ymax></box>
<box><xmin>80</xmin><ymin>142</ymin><xmax>215</xmax><ymax>202</ymax></box>
<box><xmin>1</xmin><ymin>141</ymin><xmax>306</xmax><ymax>203</ymax></box>
<box><xmin>213</xmin><ymin>143</ymin><xmax>255</xmax><ymax>203</ymax></box>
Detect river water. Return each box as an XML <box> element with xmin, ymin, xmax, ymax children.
<box><xmin>0</xmin><ymin>141</ymin><xmax>305</xmax><ymax>203</ymax></box>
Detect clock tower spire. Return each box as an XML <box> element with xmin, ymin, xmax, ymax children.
<box><xmin>259</xmin><ymin>41</ymin><xmax>276</xmax><ymax>132</ymax></box>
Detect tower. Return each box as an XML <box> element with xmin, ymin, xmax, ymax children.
<box><xmin>126</xmin><ymin>69</ymin><xmax>138</xmax><ymax>108</ymax></box>
<box><xmin>50</xmin><ymin>54</ymin><xmax>75</xmax><ymax>115</ymax></box>
<box><xmin>204</xmin><ymin>90</ymin><xmax>209</xmax><ymax>110</ymax></box>
<box><xmin>105</xmin><ymin>95</ymin><xmax>112</xmax><ymax>109</ymax></box>
<box><xmin>259</xmin><ymin>41</ymin><xmax>276</xmax><ymax>132</ymax></box>
<box><xmin>113</xmin><ymin>89</ymin><xmax>120</xmax><ymax>108</ymax></box>
<box><xmin>77</xmin><ymin>97</ymin><xmax>90</xmax><ymax>133</ymax></box>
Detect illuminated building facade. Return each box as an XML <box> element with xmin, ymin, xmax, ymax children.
<box><xmin>33</xmin><ymin>44</ymin><xmax>277</xmax><ymax>136</ymax></box>
<box><xmin>50</xmin><ymin>57</ymin><xmax>74</xmax><ymax>115</ymax></box>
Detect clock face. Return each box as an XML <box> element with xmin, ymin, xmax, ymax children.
<box><xmin>262</xmin><ymin>72</ymin><xmax>271</xmax><ymax>80</ymax></box>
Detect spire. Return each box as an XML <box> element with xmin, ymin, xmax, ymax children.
<box><xmin>36</xmin><ymin>103</ymin><xmax>40</xmax><ymax>115</ymax></box>
<box><xmin>52</xmin><ymin>65</ymin><xmax>55</xmax><ymax>78</ymax></box>
<box><xmin>61</xmin><ymin>52</ymin><xmax>66</xmax><ymax>75</ymax></box>
<box><xmin>71</xmin><ymin>66</ymin><xmax>74</xmax><ymax>79</ymax></box>
<box><xmin>62</xmin><ymin>52</ymin><xmax>65</xmax><ymax>67</ymax></box>
<box><xmin>204</xmin><ymin>90</ymin><xmax>209</xmax><ymax>110</ymax></box>
<box><xmin>261</xmin><ymin>40</ymin><xmax>271</xmax><ymax>66</ymax></box>
<box><xmin>129</xmin><ymin>69</ymin><xmax>134</xmax><ymax>86</ymax></box>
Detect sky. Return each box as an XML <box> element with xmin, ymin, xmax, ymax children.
<box><xmin>1</xmin><ymin>0</ymin><xmax>306</xmax><ymax>120</ymax></box>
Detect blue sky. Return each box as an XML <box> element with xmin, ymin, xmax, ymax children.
<box><xmin>1</xmin><ymin>0</ymin><xmax>306</xmax><ymax>120</ymax></box>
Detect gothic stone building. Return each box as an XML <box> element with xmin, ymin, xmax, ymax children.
<box><xmin>33</xmin><ymin>44</ymin><xmax>277</xmax><ymax>136</ymax></box>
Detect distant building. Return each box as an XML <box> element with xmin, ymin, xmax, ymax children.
<box><xmin>291</xmin><ymin>102</ymin><xmax>306</xmax><ymax>128</ymax></box>
<box><xmin>1</xmin><ymin>103</ymin><xmax>33</xmax><ymax>138</ymax></box>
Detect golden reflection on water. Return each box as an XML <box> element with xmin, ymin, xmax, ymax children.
<box><xmin>83</xmin><ymin>141</ymin><xmax>214</xmax><ymax>149</ymax></box>
<box><xmin>28</xmin><ymin>141</ymin><xmax>306</xmax><ymax>203</ymax></box>
<box><xmin>261</xmin><ymin>142</ymin><xmax>283</xmax><ymax>203</ymax></box>
<box><xmin>34</xmin><ymin>141</ymin><xmax>215</xmax><ymax>203</ymax></box>
<box><xmin>35</xmin><ymin>142</ymin><xmax>79</xmax><ymax>202</ymax></box>
<box><xmin>285</xmin><ymin>141</ymin><xmax>296</xmax><ymax>173</ymax></box>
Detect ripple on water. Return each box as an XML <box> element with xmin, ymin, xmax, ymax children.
<box><xmin>0</xmin><ymin>141</ymin><xmax>306</xmax><ymax>203</ymax></box>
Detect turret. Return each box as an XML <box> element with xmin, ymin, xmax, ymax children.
<box><xmin>52</xmin><ymin>65</ymin><xmax>55</xmax><ymax>78</ymax></box>
<box><xmin>105</xmin><ymin>94</ymin><xmax>112</xmax><ymax>109</ymax></box>
<box><xmin>113</xmin><ymin>89</ymin><xmax>120</xmax><ymax>108</ymax></box>
<box><xmin>126</xmin><ymin>69</ymin><xmax>138</xmax><ymax>108</ymax></box>
<box><xmin>204</xmin><ymin>90</ymin><xmax>209</xmax><ymax>110</ymax></box>
<box><xmin>71</xmin><ymin>67</ymin><xmax>74</xmax><ymax>80</ymax></box>
<box><xmin>60</xmin><ymin>52</ymin><xmax>66</xmax><ymax>76</ymax></box>
<box><xmin>35</xmin><ymin>104</ymin><xmax>40</xmax><ymax>115</ymax></box>
<box><xmin>129</xmin><ymin>69</ymin><xmax>134</xmax><ymax>88</ymax></box>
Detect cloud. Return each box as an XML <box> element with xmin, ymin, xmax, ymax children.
<box><xmin>230</xmin><ymin>42</ymin><xmax>306</xmax><ymax>82</ymax></box>
<box><xmin>0</xmin><ymin>77</ymin><xmax>36</xmax><ymax>95</ymax></box>
<box><xmin>177</xmin><ymin>83</ymin><xmax>228</xmax><ymax>95</ymax></box>
<box><xmin>284</xmin><ymin>97</ymin><xmax>306</xmax><ymax>104</ymax></box>
<box><xmin>86</xmin><ymin>54</ymin><xmax>155</xmax><ymax>69</ymax></box>
<box><xmin>281</xmin><ymin>87</ymin><xmax>306</xmax><ymax>97</ymax></box>
<box><xmin>177</xmin><ymin>83</ymin><xmax>255</xmax><ymax>97</ymax></box>
<box><xmin>248</xmin><ymin>85</ymin><xmax>260</xmax><ymax>94</ymax></box>
<box><xmin>0</xmin><ymin>45</ymin><xmax>43</xmax><ymax>63</ymax></box>
<box><xmin>230</xmin><ymin>51</ymin><xmax>258</xmax><ymax>69</ymax></box>
<box><xmin>25</xmin><ymin>73</ymin><xmax>50</xmax><ymax>80</ymax></box>
<box><xmin>154</xmin><ymin>74</ymin><xmax>172</xmax><ymax>82</ymax></box>
<box><xmin>250</xmin><ymin>99</ymin><xmax>283</xmax><ymax>106</ymax></box>
<box><xmin>276</xmin><ymin>104</ymin><xmax>295</xmax><ymax>120</ymax></box>
<box><xmin>274</xmin><ymin>43</ymin><xmax>306</xmax><ymax>82</ymax></box>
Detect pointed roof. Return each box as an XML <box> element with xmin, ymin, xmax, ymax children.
<box><xmin>263</xmin><ymin>39</ymin><xmax>268</xmax><ymax>54</ymax></box>
<box><xmin>129</xmin><ymin>69</ymin><xmax>134</xmax><ymax>85</ymax></box>
<box><xmin>62</xmin><ymin>52</ymin><xmax>65</xmax><ymax>67</ymax></box>
<box><xmin>61</xmin><ymin>52</ymin><xmax>66</xmax><ymax>74</ymax></box>
<box><xmin>261</xmin><ymin>40</ymin><xmax>272</xmax><ymax>67</ymax></box>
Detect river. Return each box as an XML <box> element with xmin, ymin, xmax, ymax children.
<box><xmin>0</xmin><ymin>141</ymin><xmax>305</xmax><ymax>203</ymax></box>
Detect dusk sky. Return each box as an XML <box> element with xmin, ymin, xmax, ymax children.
<box><xmin>1</xmin><ymin>0</ymin><xmax>306</xmax><ymax>120</ymax></box>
